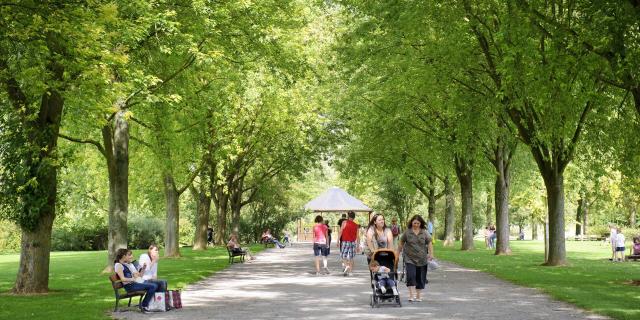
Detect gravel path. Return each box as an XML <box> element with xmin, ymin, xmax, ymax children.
<box><xmin>114</xmin><ymin>243</ymin><xmax>608</xmax><ymax>320</ymax></box>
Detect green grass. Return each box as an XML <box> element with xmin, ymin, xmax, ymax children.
<box><xmin>436</xmin><ymin>240</ymin><xmax>640</xmax><ymax>320</ymax></box>
<box><xmin>0</xmin><ymin>245</ymin><xmax>264</xmax><ymax>320</ymax></box>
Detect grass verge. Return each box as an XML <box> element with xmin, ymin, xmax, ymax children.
<box><xmin>435</xmin><ymin>240</ymin><xmax>640</xmax><ymax>320</ymax></box>
<box><xmin>0</xmin><ymin>245</ymin><xmax>264</xmax><ymax>320</ymax></box>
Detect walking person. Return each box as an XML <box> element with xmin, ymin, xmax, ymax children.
<box><xmin>313</xmin><ymin>215</ymin><xmax>330</xmax><ymax>275</ymax></box>
<box><xmin>390</xmin><ymin>217</ymin><xmax>401</xmax><ymax>247</ymax></box>
<box><xmin>337</xmin><ymin>213</ymin><xmax>347</xmax><ymax>255</ymax></box>
<box><xmin>397</xmin><ymin>214</ymin><xmax>434</xmax><ymax>303</ymax></box>
<box><xmin>325</xmin><ymin>220</ymin><xmax>332</xmax><ymax>255</ymax></box>
<box><xmin>338</xmin><ymin>211</ymin><xmax>360</xmax><ymax>276</ymax></box>
<box><xmin>365</xmin><ymin>213</ymin><xmax>394</xmax><ymax>263</ymax></box>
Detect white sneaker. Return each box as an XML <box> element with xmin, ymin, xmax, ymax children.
<box><xmin>392</xmin><ymin>287</ymin><xmax>399</xmax><ymax>295</ymax></box>
<box><xmin>380</xmin><ymin>286</ymin><xmax>387</xmax><ymax>294</ymax></box>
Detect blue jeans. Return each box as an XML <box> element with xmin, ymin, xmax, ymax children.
<box><xmin>125</xmin><ymin>281</ymin><xmax>158</xmax><ymax>308</ymax></box>
<box><xmin>378</xmin><ymin>277</ymin><xmax>396</xmax><ymax>289</ymax></box>
<box><xmin>145</xmin><ymin>279</ymin><xmax>167</xmax><ymax>292</ymax></box>
<box><xmin>270</xmin><ymin>239</ymin><xmax>285</xmax><ymax>248</ymax></box>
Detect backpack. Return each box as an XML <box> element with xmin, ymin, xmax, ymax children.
<box><xmin>391</xmin><ymin>225</ymin><xmax>399</xmax><ymax>236</ymax></box>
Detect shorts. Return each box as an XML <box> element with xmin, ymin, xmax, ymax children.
<box><xmin>313</xmin><ymin>243</ymin><xmax>329</xmax><ymax>256</ymax></box>
<box><xmin>616</xmin><ymin>246</ymin><xmax>625</xmax><ymax>252</ymax></box>
<box><xmin>341</xmin><ymin>241</ymin><xmax>356</xmax><ymax>259</ymax></box>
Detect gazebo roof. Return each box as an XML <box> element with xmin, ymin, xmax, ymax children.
<box><xmin>303</xmin><ymin>186</ymin><xmax>372</xmax><ymax>212</ymax></box>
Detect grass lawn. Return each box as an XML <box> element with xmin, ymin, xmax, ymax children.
<box><xmin>0</xmin><ymin>245</ymin><xmax>264</xmax><ymax>320</ymax></box>
<box><xmin>435</xmin><ymin>239</ymin><xmax>640</xmax><ymax>320</ymax></box>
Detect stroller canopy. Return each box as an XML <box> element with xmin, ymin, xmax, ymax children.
<box><xmin>303</xmin><ymin>186</ymin><xmax>372</xmax><ymax>212</ymax></box>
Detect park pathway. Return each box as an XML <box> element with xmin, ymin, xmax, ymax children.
<box><xmin>115</xmin><ymin>243</ymin><xmax>608</xmax><ymax>320</ymax></box>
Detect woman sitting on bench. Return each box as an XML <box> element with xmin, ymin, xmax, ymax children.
<box><xmin>228</xmin><ymin>233</ymin><xmax>255</xmax><ymax>260</ymax></box>
<box><xmin>114</xmin><ymin>248</ymin><xmax>158</xmax><ymax>313</ymax></box>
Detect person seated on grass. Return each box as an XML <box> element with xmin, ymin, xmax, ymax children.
<box><xmin>627</xmin><ymin>236</ymin><xmax>640</xmax><ymax>259</ymax></box>
<box><xmin>261</xmin><ymin>228</ymin><xmax>285</xmax><ymax>248</ymax></box>
<box><xmin>138</xmin><ymin>244</ymin><xmax>168</xmax><ymax>292</ymax></box>
<box><xmin>114</xmin><ymin>248</ymin><xmax>158</xmax><ymax>313</ymax></box>
<box><xmin>228</xmin><ymin>233</ymin><xmax>255</xmax><ymax>260</ymax></box>
<box><xmin>633</xmin><ymin>237</ymin><xmax>640</xmax><ymax>255</ymax></box>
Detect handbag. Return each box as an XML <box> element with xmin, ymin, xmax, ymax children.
<box><xmin>427</xmin><ymin>259</ymin><xmax>439</xmax><ymax>271</ymax></box>
<box><xmin>167</xmin><ymin>290</ymin><xmax>182</xmax><ymax>309</ymax></box>
<box><xmin>148</xmin><ymin>292</ymin><xmax>168</xmax><ymax>312</ymax></box>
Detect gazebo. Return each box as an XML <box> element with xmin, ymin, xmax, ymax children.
<box><xmin>298</xmin><ymin>186</ymin><xmax>373</xmax><ymax>241</ymax></box>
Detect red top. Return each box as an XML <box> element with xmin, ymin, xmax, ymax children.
<box><xmin>341</xmin><ymin>220</ymin><xmax>359</xmax><ymax>242</ymax></box>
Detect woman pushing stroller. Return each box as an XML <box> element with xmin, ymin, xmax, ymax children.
<box><xmin>396</xmin><ymin>214</ymin><xmax>435</xmax><ymax>302</ymax></box>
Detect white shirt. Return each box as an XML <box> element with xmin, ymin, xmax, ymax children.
<box><xmin>616</xmin><ymin>233</ymin><xmax>625</xmax><ymax>248</ymax></box>
<box><xmin>138</xmin><ymin>253</ymin><xmax>158</xmax><ymax>281</ymax></box>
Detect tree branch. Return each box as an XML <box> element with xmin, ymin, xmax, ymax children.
<box><xmin>58</xmin><ymin>133</ymin><xmax>106</xmax><ymax>157</ymax></box>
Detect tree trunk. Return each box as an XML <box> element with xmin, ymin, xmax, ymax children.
<box><xmin>485</xmin><ymin>188</ymin><xmax>492</xmax><ymax>226</ymax></box>
<box><xmin>632</xmin><ymin>87</ymin><xmax>640</xmax><ymax>118</ymax></box>
<box><xmin>443</xmin><ymin>176</ymin><xmax>456</xmax><ymax>246</ymax></box>
<box><xmin>541</xmin><ymin>169</ymin><xmax>567</xmax><ymax>266</ymax></box>
<box><xmin>494</xmin><ymin>148</ymin><xmax>511</xmax><ymax>255</ymax></box>
<box><xmin>629</xmin><ymin>205</ymin><xmax>637</xmax><ymax>227</ymax></box>
<box><xmin>427</xmin><ymin>175</ymin><xmax>437</xmax><ymax>225</ymax></box>
<box><xmin>455</xmin><ymin>156</ymin><xmax>474</xmax><ymax>251</ymax></box>
<box><xmin>103</xmin><ymin>109</ymin><xmax>129</xmax><ymax>272</ymax></box>
<box><xmin>214</xmin><ymin>188</ymin><xmax>229</xmax><ymax>245</ymax></box>
<box><xmin>582</xmin><ymin>202</ymin><xmax>588</xmax><ymax>236</ymax></box>
<box><xmin>13</xmin><ymin>89</ymin><xmax>63</xmax><ymax>294</ymax></box>
<box><xmin>575</xmin><ymin>198</ymin><xmax>583</xmax><ymax>236</ymax></box>
<box><xmin>531</xmin><ymin>219</ymin><xmax>538</xmax><ymax>240</ymax></box>
<box><xmin>163</xmin><ymin>174</ymin><xmax>181</xmax><ymax>257</ymax></box>
<box><xmin>192</xmin><ymin>182</ymin><xmax>211</xmax><ymax>251</ymax></box>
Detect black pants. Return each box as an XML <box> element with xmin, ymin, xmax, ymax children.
<box><xmin>405</xmin><ymin>262</ymin><xmax>428</xmax><ymax>289</ymax></box>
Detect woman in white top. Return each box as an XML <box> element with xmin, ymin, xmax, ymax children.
<box><xmin>138</xmin><ymin>244</ymin><xmax>168</xmax><ymax>291</ymax></box>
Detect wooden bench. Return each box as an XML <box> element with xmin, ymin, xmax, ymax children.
<box><xmin>261</xmin><ymin>238</ymin><xmax>275</xmax><ymax>248</ymax></box>
<box><xmin>109</xmin><ymin>274</ymin><xmax>146</xmax><ymax>312</ymax></box>
<box><xmin>226</xmin><ymin>247</ymin><xmax>246</xmax><ymax>264</ymax></box>
<box><xmin>572</xmin><ymin>235</ymin><xmax>605</xmax><ymax>241</ymax></box>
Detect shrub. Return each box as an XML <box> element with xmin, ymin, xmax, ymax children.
<box><xmin>52</xmin><ymin>223</ymin><xmax>108</xmax><ymax>251</ymax></box>
<box><xmin>128</xmin><ymin>216</ymin><xmax>164</xmax><ymax>249</ymax></box>
<box><xmin>0</xmin><ymin>220</ymin><xmax>21</xmax><ymax>252</ymax></box>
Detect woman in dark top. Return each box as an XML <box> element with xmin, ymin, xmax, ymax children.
<box><xmin>397</xmin><ymin>214</ymin><xmax>434</xmax><ymax>302</ymax></box>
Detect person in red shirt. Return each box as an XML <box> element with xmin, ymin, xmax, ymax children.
<box><xmin>338</xmin><ymin>211</ymin><xmax>360</xmax><ymax>276</ymax></box>
<box><xmin>313</xmin><ymin>215</ymin><xmax>330</xmax><ymax>275</ymax></box>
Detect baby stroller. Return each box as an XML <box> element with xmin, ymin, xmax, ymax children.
<box><xmin>369</xmin><ymin>249</ymin><xmax>402</xmax><ymax>308</ymax></box>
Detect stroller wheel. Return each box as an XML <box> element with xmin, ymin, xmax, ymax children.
<box><xmin>370</xmin><ymin>294</ymin><xmax>374</xmax><ymax>307</ymax></box>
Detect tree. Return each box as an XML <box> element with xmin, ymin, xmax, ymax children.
<box><xmin>0</xmin><ymin>1</ymin><xmax>117</xmax><ymax>292</ymax></box>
